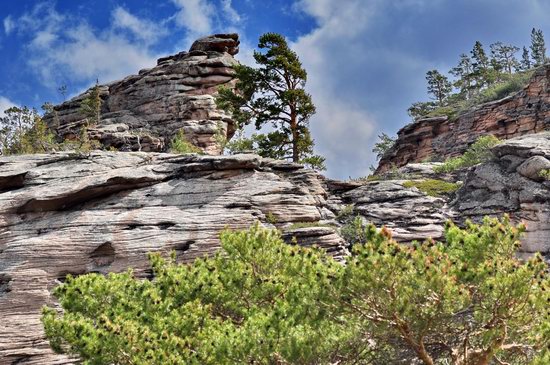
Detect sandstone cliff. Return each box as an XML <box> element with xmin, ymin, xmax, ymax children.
<box><xmin>377</xmin><ymin>65</ymin><xmax>550</xmax><ymax>173</ymax></box>
<box><xmin>43</xmin><ymin>34</ymin><xmax>240</xmax><ymax>155</ymax></box>
<box><xmin>2</xmin><ymin>132</ymin><xmax>549</xmax><ymax>363</ymax></box>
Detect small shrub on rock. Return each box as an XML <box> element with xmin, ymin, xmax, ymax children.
<box><xmin>435</xmin><ymin>135</ymin><xmax>500</xmax><ymax>173</ymax></box>
<box><xmin>402</xmin><ymin>179</ymin><xmax>461</xmax><ymax>197</ymax></box>
<box><xmin>170</xmin><ymin>130</ymin><xmax>202</xmax><ymax>154</ymax></box>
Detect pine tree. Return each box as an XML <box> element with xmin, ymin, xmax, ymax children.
<box><xmin>372</xmin><ymin>133</ymin><xmax>395</xmax><ymax>160</ymax></box>
<box><xmin>449</xmin><ymin>53</ymin><xmax>474</xmax><ymax>98</ymax></box>
<box><xmin>471</xmin><ymin>41</ymin><xmax>491</xmax><ymax>88</ymax></box>
<box><xmin>530</xmin><ymin>28</ymin><xmax>547</xmax><ymax>66</ymax></box>
<box><xmin>490</xmin><ymin>41</ymin><xmax>519</xmax><ymax>75</ymax></box>
<box><xmin>216</xmin><ymin>33</ymin><xmax>324</xmax><ymax>169</ymax></box>
<box><xmin>79</xmin><ymin>81</ymin><xmax>102</xmax><ymax>126</ymax></box>
<box><xmin>41</xmin><ymin>217</ymin><xmax>550</xmax><ymax>364</ymax></box>
<box><xmin>520</xmin><ymin>46</ymin><xmax>532</xmax><ymax>71</ymax></box>
<box><xmin>425</xmin><ymin>69</ymin><xmax>452</xmax><ymax>105</ymax></box>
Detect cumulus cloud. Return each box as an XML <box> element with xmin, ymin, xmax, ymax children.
<box><xmin>291</xmin><ymin>0</ymin><xmax>379</xmax><ymax>178</ymax></box>
<box><xmin>0</xmin><ymin>96</ymin><xmax>18</xmax><ymax>117</ymax></box>
<box><xmin>221</xmin><ymin>0</ymin><xmax>241</xmax><ymax>24</ymax></box>
<box><xmin>291</xmin><ymin>0</ymin><xmax>453</xmax><ymax>178</ymax></box>
<box><xmin>171</xmin><ymin>0</ymin><xmax>214</xmax><ymax>36</ymax></box>
<box><xmin>112</xmin><ymin>7</ymin><xmax>167</xmax><ymax>45</ymax></box>
<box><xmin>8</xmin><ymin>3</ymin><xmax>159</xmax><ymax>88</ymax></box>
<box><xmin>3</xmin><ymin>16</ymin><xmax>15</xmax><ymax>35</ymax></box>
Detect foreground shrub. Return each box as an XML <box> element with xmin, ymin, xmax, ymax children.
<box><xmin>43</xmin><ymin>217</ymin><xmax>549</xmax><ymax>364</ymax></box>
<box><xmin>435</xmin><ymin>135</ymin><xmax>500</xmax><ymax>173</ymax></box>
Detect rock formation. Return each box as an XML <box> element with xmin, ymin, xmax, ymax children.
<box><xmin>2</xmin><ymin>131</ymin><xmax>550</xmax><ymax>362</ymax></box>
<box><xmin>452</xmin><ymin>132</ymin><xmax>550</xmax><ymax>259</ymax></box>
<box><xmin>0</xmin><ymin>151</ymin><xmax>342</xmax><ymax>364</ymax></box>
<box><xmin>377</xmin><ymin>65</ymin><xmax>550</xmax><ymax>173</ymax></box>
<box><xmin>43</xmin><ymin>33</ymin><xmax>240</xmax><ymax>155</ymax></box>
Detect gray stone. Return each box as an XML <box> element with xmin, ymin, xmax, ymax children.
<box><xmin>516</xmin><ymin>155</ymin><xmax>550</xmax><ymax>181</ymax></box>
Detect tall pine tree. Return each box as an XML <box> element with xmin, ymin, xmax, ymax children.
<box><xmin>217</xmin><ymin>33</ymin><xmax>324</xmax><ymax>169</ymax></box>
<box><xmin>520</xmin><ymin>46</ymin><xmax>532</xmax><ymax>71</ymax></box>
<box><xmin>471</xmin><ymin>41</ymin><xmax>491</xmax><ymax>89</ymax></box>
<box><xmin>425</xmin><ymin>70</ymin><xmax>452</xmax><ymax>105</ymax></box>
<box><xmin>490</xmin><ymin>42</ymin><xmax>519</xmax><ymax>75</ymax></box>
<box><xmin>449</xmin><ymin>53</ymin><xmax>473</xmax><ymax>98</ymax></box>
<box><xmin>530</xmin><ymin>28</ymin><xmax>547</xmax><ymax>66</ymax></box>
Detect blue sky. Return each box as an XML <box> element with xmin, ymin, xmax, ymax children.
<box><xmin>1</xmin><ymin>0</ymin><xmax>550</xmax><ymax>179</ymax></box>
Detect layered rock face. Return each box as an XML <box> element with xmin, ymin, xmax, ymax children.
<box><xmin>43</xmin><ymin>34</ymin><xmax>240</xmax><ymax>154</ymax></box>
<box><xmin>377</xmin><ymin>65</ymin><xmax>550</xmax><ymax>173</ymax></box>
<box><xmin>0</xmin><ymin>152</ymin><xmax>342</xmax><ymax>364</ymax></box>
<box><xmin>0</xmin><ymin>151</ymin><xmax>457</xmax><ymax>364</ymax></box>
<box><xmin>2</xmin><ymin>133</ymin><xmax>550</xmax><ymax>363</ymax></box>
<box><xmin>452</xmin><ymin>132</ymin><xmax>550</xmax><ymax>259</ymax></box>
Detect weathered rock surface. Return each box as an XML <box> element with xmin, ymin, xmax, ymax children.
<box><xmin>334</xmin><ymin>180</ymin><xmax>452</xmax><ymax>242</ymax></box>
<box><xmin>0</xmin><ymin>151</ymin><xmax>343</xmax><ymax>364</ymax></box>
<box><xmin>2</xmin><ymin>132</ymin><xmax>550</xmax><ymax>363</ymax></box>
<box><xmin>452</xmin><ymin>132</ymin><xmax>550</xmax><ymax>259</ymax></box>
<box><xmin>43</xmin><ymin>34</ymin><xmax>240</xmax><ymax>155</ymax></box>
<box><xmin>377</xmin><ymin>65</ymin><xmax>550</xmax><ymax>173</ymax></box>
<box><xmin>0</xmin><ymin>150</ymin><xmax>463</xmax><ymax>364</ymax></box>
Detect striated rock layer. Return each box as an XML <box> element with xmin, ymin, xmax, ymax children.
<box><xmin>377</xmin><ymin>65</ymin><xmax>550</xmax><ymax>173</ymax></box>
<box><xmin>0</xmin><ymin>150</ymin><xmax>456</xmax><ymax>364</ymax></box>
<box><xmin>1</xmin><ymin>134</ymin><xmax>549</xmax><ymax>363</ymax></box>
<box><xmin>43</xmin><ymin>34</ymin><xmax>240</xmax><ymax>155</ymax></box>
<box><xmin>452</xmin><ymin>132</ymin><xmax>550</xmax><ymax>259</ymax></box>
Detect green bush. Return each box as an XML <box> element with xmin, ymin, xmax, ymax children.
<box><xmin>287</xmin><ymin>221</ymin><xmax>335</xmax><ymax>230</ymax></box>
<box><xmin>539</xmin><ymin>169</ymin><xmax>550</xmax><ymax>180</ymax></box>
<box><xmin>476</xmin><ymin>70</ymin><xmax>534</xmax><ymax>104</ymax></box>
<box><xmin>42</xmin><ymin>217</ymin><xmax>549</xmax><ymax>364</ymax></box>
<box><xmin>170</xmin><ymin>130</ymin><xmax>202</xmax><ymax>154</ymax></box>
<box><xmin>435</xmin><ymin>135</ymin><xmax>500</xmax><ymax>173</ymax></box>
<box><xmin>402</xmin><ymin>179</ymin><xmax>461</xmax><ymax>197</ymax></box>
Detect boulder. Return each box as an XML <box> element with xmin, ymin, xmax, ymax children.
<box><xmin>516</xmin><ymin>155</ymin><xmax>550</xmax><ymax>180</ymax></box>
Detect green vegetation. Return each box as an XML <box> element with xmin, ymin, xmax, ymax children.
<box><xmin>372</xmin><ymin>133</ymin><xmax>395</xmax><ymax>160</ymax></box>
<box><xmin>0</xmin><ymin>106</ymin><xmax>54</xmax><ymax>154</ymax></box>
<box><xmin>287</xmin><ymin>221</ymin><xmax>336</xmax><ymax>230</ymax></box>
<box><xmin>336</xmin><ymin>204</ymin><xmax>355</xmax><ymax>222</ymax></box>
<box><xmin>409</xmin><ymin>29</ymin><xmax>546</xmax><ymax>120</ymax></box>
<box><xmin>402</xmin><ymin>179</ymin><xmax>461</xmax><ymax>197</ymax></box>
<box><xmin>539</xmin><ymin>169</ymin><xmax>550</xmax><ymax>180</ymax></box>
<box><xmin>265</xmin><ymin>211</ymin><xmax>278</xmax><ymax>224</ymax></box>
<box><xmin>434</xmin><ymin>135</ymin><xmax>501</xmax><ymax>173</ymax></box>
<box><xmin>79</xmin><ymin>82</ymin><xmax>102</xmax><ymax>127</ymax></box>
<box><xmin>217</xmin><ymin>33</ymin><xmax>325</xmax><ymax>170</ymax></box>
<box><xmin>412</xmin><ymin>70</ymin><xmax>535</xmax><ymax>120</ymax></box>
<box><xmin>42</xmin><ymin>217</ymin><xmax>549</xmax><ymax>364</ymax></box>
<box><xmin>0</xmin><ymin>105</ymin><xmax>100</xmax><ymax>155</ymax></box>
<box><xmin>169</xmin><ymin>130</ymin><xmax>202</xmax><ymax>154</ymax></box>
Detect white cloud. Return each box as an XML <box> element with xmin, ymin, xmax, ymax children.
<box><xmin>171</xmin><ymin>0</ymin><xmax>214</xmax><ymax>35</ymax></box>
<box><xmin>0</xmin><ymin>97</ymin><xmax>18</xmax><ymax>117</ymax></box>
<box><xmin>112</xmin><ymin>7</ymin><xmax>166</xmax><ymax>45</ymax></box>
<box><xmin>292</xmin><ymin>0</ymin><xmax>379</xmax><ymax>178</ymax></box>
<box><xmin>31</xmin><ymin>23</ymin><xmax>157</xmax><ymax>85</ymax></box>
<box><xmin>11</xmin><ymin>3</ymin><xmax>159</xmax><ymax>88</ymax></box>
<box><xmin>3</xmin><ymin>16</ymin><xmax>15</xmax><ymax>35</ymax></box>
<box><xmin>221</xmin><ymin>0</ymin><xmax>241</xmax><ymax>24</ymax></box>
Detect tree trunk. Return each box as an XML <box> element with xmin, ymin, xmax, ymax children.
<box><xmin>290</xmin><ymin>110</ymin><xmax>299</xmax><ymax>163</ymax></box>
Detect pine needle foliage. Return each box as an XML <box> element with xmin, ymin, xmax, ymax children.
<box><xmin>42</xmin><ymin>217</ymin><xmax>549</xmax><ymax>364</ymax></box>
